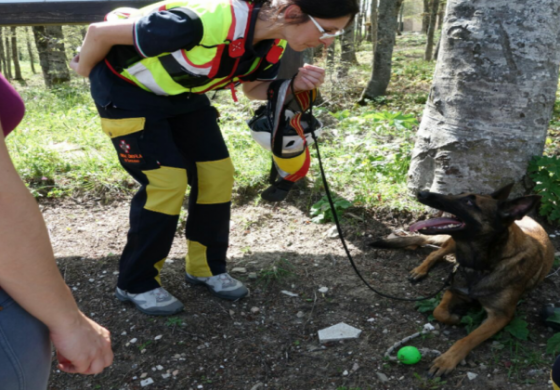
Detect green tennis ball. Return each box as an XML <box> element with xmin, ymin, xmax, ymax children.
<box><xmin>397</xmin><ymin>346</ymin><xmax>422</xmax><ymax>365</ymax></box>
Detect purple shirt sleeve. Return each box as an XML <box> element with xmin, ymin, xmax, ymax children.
<box><xmin>0</xmin><ymin>73</ymin><xmax>25</xmax><ymax>137</ymax></box>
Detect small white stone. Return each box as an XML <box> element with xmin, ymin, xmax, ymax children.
<box><xmin>296</xmin><ymin>311</ymin><xmax>305</xmax><ymax>318</ymax></box>
<box><xmin>140</xmin><ymin>373</ymin><xmax>148</xmax><ymax>378</ymax></box>
<box><xmin>113</xmin><ymin>271</ymin><xmax>119</xmax><ymax>275</ymax></box>
<box><xmin>423</xmin><ymin>323</ymin><xmax>435</xmax><ymax>332</ymax></box>
<box><xmin>172</xmin><ymin>370</ymin><xmax>179</xmax><ymax>376</ymax></box>
<box><xmin>156</xmin><ymin>365</ymin><xmax>164</xmax><ymax>371</ymax></box>
<box><xmin>161</xmin><ymin>373</ymin><xmax>171</xmax><ymax>379</ymax></box>
<box><xmin>231</xmin><ymin>267</ymin><xmax>247</xmax><ymax>274</ymax></box>
<box><xmin>367</xmin><ymin>318</ymin><xmax>375</xmax><ymax>322</ymax></box>
<box><xmin>467</xmin><ymin>372</ymin><xmax>478</xmax><ymax>380</ymax></box>
<box><xmin>89</xmin><ymin>278</ymin><xmax>95</xmax><ymax>282</ymax></box>
<box><xmin>318</xmin><ymin>287</ymin><xmax>329</xmax><ymax>293</ymax></box>
<box><xmin>281</xmin><ymin>290</ymin><xmax>299</xmax><ymax>297</ymax></box>
<box><xmin>140</xmin><ymin>378</ymin><xmax>154</xmax><ymax>387</ymax></box>
<box><xmin>121</xmin><ymin>331</ymin><xmax>127</xmax><ymax>336</ymax></box>
<box><xmin>251</xmin><ymin>307</ymin><xmax>260</xmax><ymax>314</ymax></box>
<box><xmin>154</xmin><ymin>335</ymin><xmax>163</xmax><ymax>340</ymax></box>
<box><xmin>550</xmin><ymin>234</ymin><xmax>557</xmax><ymax>238</ymax></box>
<box><xmin>130</xmin><ymin>338</ymin><xmax>137</xmax><ymax>344</ymax></box>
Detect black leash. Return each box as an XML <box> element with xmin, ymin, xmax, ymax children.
<box><xmin>302</xmin><ymin>94</ymin><xmax>455</xmax><ymax>302</ymax></box>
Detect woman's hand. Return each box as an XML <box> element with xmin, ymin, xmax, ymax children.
<box><xmin>69</xmin><ymin>54</ymin><xmax>87</xmax><ymax>77</ymax></box>
<box><xmin>50</xmin><ymin>312</ymin><xmax>113</xmax><ymax>374</ymax></box>
<box><xmin>293</xmin><ymin>63</ymin><xmax>325</xmax><ymax>92</ymax></box>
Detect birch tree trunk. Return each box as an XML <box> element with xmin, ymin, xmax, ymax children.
<box><xmin>407</xmin><ymin>0</ymin><xmax>560</xmax><ymax>196</ymax></box>
<box><xmin>358</xmin><ymin>0</ymin><xmax>400</xmax><ymax>102</ymax></box>
<box><xmin>32</xmin><ymin>25</ymin><xmax>70</xmax><ymax>87</ymax></box>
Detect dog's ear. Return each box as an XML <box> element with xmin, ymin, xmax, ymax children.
<box><xmin>491</xmin><ymin>183</ymin><xmax>515</xmax><ymax>201</ymax></box>
<box><xmin>499</xmin><ymin>195</ymin><xmax>541</xmax><ymax>221</ymax></box>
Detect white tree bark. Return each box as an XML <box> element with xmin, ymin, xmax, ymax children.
<box><xmin>407</xmin><ymin>0</ymin><xmax>560</xmax><ymax>196</ymax></box>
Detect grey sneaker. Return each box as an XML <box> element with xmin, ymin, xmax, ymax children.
<box><xmin>115</xmin><ymin>287</ymin><xmax>184</xmax><ymax>316</ymax></box>
<box><xmin>185</xmin><ymin>272</ymin><xmax>249</xmax><ymax>301</ymax></box>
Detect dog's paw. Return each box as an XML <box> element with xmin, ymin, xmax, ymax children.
<box><xmin>428</xmin><ymin>353</ymin><xmax>459</xmax><ymax>378</ymax></box>
<box><xmin>408</xmin><ymin>267</ymin><xmax>428</xmax><ymax>283</ymax></box>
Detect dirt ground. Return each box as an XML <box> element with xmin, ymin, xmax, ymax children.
<box><xmin>43</xmin><ymin>191</ymin><xmax>560</xmax><ymax>390</ymax></box>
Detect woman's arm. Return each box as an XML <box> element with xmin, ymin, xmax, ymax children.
<box><xmin>0</xmin><ymin>123</ymin><xmax>113</xmax><ymax>374</ymax></box>
<box><xmin>70</xmin><ymin>20</ymin><xmax>135</xmax><ymax>77</ymax></box>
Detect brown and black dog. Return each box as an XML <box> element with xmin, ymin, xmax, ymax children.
<box><xmin>370</xmin><ymin>183</ymin><xmax>554</xmax><ymax>377</ymax></box>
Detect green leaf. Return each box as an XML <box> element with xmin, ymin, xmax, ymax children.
<box><xmin>547</xmin><ymin>333</ymin><xmax>560</xmax><ymax>355</ymax></box>
<box><xmin>547</xmin><ymin>313</ymin><xmax>560</xmax><ymax>325</ymax></box>
<box><xmin>505</xmin><ymin>317</ymin><xmax>529</xmax><ymax>340</ymax></box>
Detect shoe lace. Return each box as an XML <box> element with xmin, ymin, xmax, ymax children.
<box><xmin>217</xmin><ymin>273</ymin><xmax>235</xmax><ymax>288</ymax></box>
<box><xmin>153</xmin><ymin>288</ymin><xmax>170</xmax><ymax>302</ymax></box>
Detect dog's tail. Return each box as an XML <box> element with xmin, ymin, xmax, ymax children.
<box><xmin>369</xmin><ymin>234</ymin><xmax>450</xmax><ymax>250</ymax></box>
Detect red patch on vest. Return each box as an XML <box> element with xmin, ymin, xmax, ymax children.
<box><xmin>229</xmin><ymin>39</ymin><xmax>245</xmax><ymax>58</ymax></box>
<box><xmin>266</xmin><ymin>44</ymin><xmax>284</xmax><ymax>64</ymax></box>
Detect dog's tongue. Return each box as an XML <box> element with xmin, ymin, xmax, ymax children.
<box><xmin>409</xmin><ymin>218</ymin><xmax>460</xmax><ymax>232</ymax></box>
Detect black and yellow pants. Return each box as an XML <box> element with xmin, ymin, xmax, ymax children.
<box><xmin>553</xmin><ymin>354</ymin><xmax>560</xmax><ymax>390</ymax></box>
<box><xmin>96</xmin><ymin>96</ymin><xmax>234</xmax><ymax>294</ymax></box>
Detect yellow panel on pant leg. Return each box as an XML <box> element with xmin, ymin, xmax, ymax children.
<box><xmin>185</xmin><ymin>240</ymin><xmax>212</xmax><ymax>277</ymax></box>
<box><xmin>153</xmin><ymin>258</ymin><xmax>166</xmax><ymax>285</ymax></box>
<box><xmin>100</xmin><ymin>117</ymin><xmax>146</xmax><ymax>138</ymax></box>
<box><xmin>142</xmin><ymin>166</ymin><xmax>188</xmax><ymax>215</ymax></box>
<box><xmin>273</xmin><ymin>152</ymin><xmax>306</xmax><ymax>175</ymax></box>
<box><xmin>195</xmin><ymin>158</ymin><xmax>234</xmax><ymax>204</ymax></box>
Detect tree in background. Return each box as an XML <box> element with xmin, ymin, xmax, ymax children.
<box><xmin>0</xmin><ymin>28</ymin><xmax>5</xmax><ymax>75</ymax></box>
<box><xmin>4</xmin><ymin>28</ymin><xmax>12</xmax><ymax>79</ymax></box>
<box><xmin>10</xmin><ymin>27</ymin><xmax>22</xmax><ymax>80</ymax></box>
<box><xmin>408</xmin><ymin>0</ymin><xmax>560</xmax><ymax>195</ymax></box>
<box><xmin>339</xmin><ymin>19</ymin><xmax>358</xmax><ymax>77</ymax></box>
<box><xmin>421</xmin><ymin>0</ymin><xmax>429</xmax><ymax>33</ymax></box>
<box><xmin>424</xmin><ymin>0</ymin><xmax>439</xmax><ymax>61</ymax></box>
<box><xmin>32</xmin><ymin>25</ymin><xmax>70</xmax><ymax>87</ymax></box>
<box><xmin>358</xmin><ymin>0</ymin><xmax>402</xmax><ymax>103</ymax></box>
<box><xmin>25</xmin><ymin>27</ymin><xmax>36</xmax><ymax>75</ymax></box>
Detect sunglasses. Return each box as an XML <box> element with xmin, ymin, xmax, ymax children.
<box><xmin>308</xmin><ymin>14</ymin><xmax>345</xmax><ymax>39</ymax></box>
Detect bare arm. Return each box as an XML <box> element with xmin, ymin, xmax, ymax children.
<box><xmin>71</xmin><ymin>20</ymin><xmax>135</xmax><ymax>77</ymax></box>
<box><xmin>242</xmin><ymin>80</ymin><xmax>272</xmax><ymax>100</ymax></box>
<box><xmin>0</xmin><ymin>123</ymin><xmax>112</xmax><ymax>374</ymax></box>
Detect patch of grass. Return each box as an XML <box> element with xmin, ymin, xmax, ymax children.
<box><xmin>415</xmin><ymin>294</ymin><xmax>441</xmax><ymax>322</ymax></box>
<box><xmin>310</xmin><ymin>195</ymin><xmax>353</xmax><ymax>224</ymax></box>
<box><xmin>257</xmin><ymin>258</ymin><xmax>295</xmax><ymax>288</ymax></box>
<box><xmin>413</xmin><ymin>373</ymin><xmax>447</xmax><ymax>389</ymax></box>
<box><xmin>165</xmin><ymin>317</ymin><xmax>183</xmax><ymax>327</ymax></box>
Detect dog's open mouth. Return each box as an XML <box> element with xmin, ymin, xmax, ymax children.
<box><xmin>409</xmin><ymin>212</ymin><xmax>465</xmax><ymax>233</ymax></box>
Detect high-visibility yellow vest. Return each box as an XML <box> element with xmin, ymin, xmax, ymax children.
<box><xmin>104</xmin><ymin>0</ymin><xmax>286</xmax><ymax>96</ymax></box>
